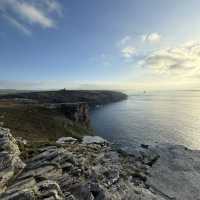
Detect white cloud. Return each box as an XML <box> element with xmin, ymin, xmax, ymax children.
<box><xmin>121</xmin><ymin>46</ymin><xmax>136</xmax><ymax>58</ymax></box>
<box><xmin>142</xmin><ymin>33</ymin><xmax>161</xmax><ymax>44</ymax></box>
<box><xmin>142</xmin><ymin>41</ymin><xmax>200</xmax><ymax>79</ymax></box>
<box><xmin>0</xmin><ymin>0</ymin><xmax>62</xmax><ymax>34</ymax></box>
<box><xmin>118</xmin><ymin>33</ymin><xmax>161</xmax><ymax>60</ymax></box>
<box><xmin>44</xmin><ymin>0</ymin><xmax>63</xmax><ymax>16</ymax></box>
<box><xmin>14</xmin><ymin>2</ymin><xmax>54</xmax><ymax>28</ymax></box>
<box><xmin>118</xmin><ymin>36</ymin><xmax>131</xmax><ymax>46</ymax></box>
<box><xmin>118</xmin><ymin>36</ymin><xmax>136</xmax><ymax>59</ymax></box>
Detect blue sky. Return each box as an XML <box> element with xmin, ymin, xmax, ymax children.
<box><xmin>1</xmin><ymin>0</ymin><xmax>200</xmax><ymax>90</ymax></box>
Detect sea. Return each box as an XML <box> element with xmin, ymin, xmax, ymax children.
<box><xmin>90</xmin><ymin>91</ymin><xmax>200</xmax><ymax>150</ymax></box>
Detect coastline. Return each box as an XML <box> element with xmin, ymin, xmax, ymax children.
<box><xmin>0</xmin><ymin>90</ymin><xmax>127</xmax><ymax>142</ymax></box>
<box><xmin>0</xmin><ymin>90</ymin><xmax>199</xmax><ymax>199</ymax></box>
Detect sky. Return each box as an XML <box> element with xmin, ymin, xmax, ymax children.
<box><xmin>1</xmin><ymin>0</ymin><xmax>200</xmax><ymax>90</ymax></box>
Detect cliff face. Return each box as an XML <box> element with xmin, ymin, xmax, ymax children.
<box><xmin>1</xmin><ymin>127</ymin><xmax>200</xmax><ymax>200</ymax></box>
<box><xmin>44</xmin><ymin>102</ymin><xmax>90</xmax><ymax>128</ymax></box>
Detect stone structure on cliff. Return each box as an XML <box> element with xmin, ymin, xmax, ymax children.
<box><xmin>0</xmin><ymin>127</ymin><xmax>200</xmax><ymax>200</ymax></box>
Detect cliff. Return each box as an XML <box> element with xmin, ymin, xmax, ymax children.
<box><xmin>0</xmin><ymin>90</ymin><xmax>127</xmax><ymax>143</ymax></box>
<box><xmin>0</xmin><ymin>127</ymin><xmax>200</xmax><ymax>200</ymax></box>
<box><xmin>44</xmin><ymin>102</ymin><xmax>90</xmax><ymax>128</ymax></box>
<box><xmin>0</xmin><ymin>90</ymin><xmax>128</xmax><ymax>106</ymax></box>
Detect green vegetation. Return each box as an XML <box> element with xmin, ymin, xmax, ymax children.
<box><xmin>0</xmin><ymin>104</ymin><xmax>92</xmax><ymax>143</ymax></box>
<box><xmin>0</xmin><ymin>89</ymin><xmax>127</xmax><ymax>105</ymax></box>
<box><xmin>0</xmin><ymin>89</ymin><xmax>126</xmax><ymax>156</ymax></box>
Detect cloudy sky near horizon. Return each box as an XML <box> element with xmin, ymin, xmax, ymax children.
<box><xmin>1</xmin><ymin>0</ymin><xmax>200</xmax><ymax>90</ymax></box>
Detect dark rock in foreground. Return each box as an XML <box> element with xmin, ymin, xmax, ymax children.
<box><xmin>0</xmin><ymin>127</ymin><xmax>200</xmax><ymax>200</ymax></box>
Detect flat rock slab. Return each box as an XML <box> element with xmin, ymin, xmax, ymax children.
<box><xmin>56</xmin><ymin>137</ymin><xmax>78</xmax><ymax>144</ymax></box>
<box><xmin>146</xmin><ymin>144</ymin><xmax>200</xmax><ymax>200</ymax></box>
<box><xmin>82</xmin><ymin>136</ymin><xmax>108</xmax><ymax>145</ymax></box>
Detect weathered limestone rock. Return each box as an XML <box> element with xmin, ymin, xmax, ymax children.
<box><xmin>56</xmin><ymin>137</ymin><xmax>78</xmax><ymax>145</ymax></box>
<box><xmin>0</xmin><ymin>127</ymin><xmax>25</xmax><ymax>192</ymax></box>
<box><xmin>1</xmin><ymin>177</ymin><xmax>65</xmax><ymax>200</ymax></box>
<box><xmin>0</xmin><ymin>177</ymin><xmax>38</xmax><ymax>199</ymax></box>
<box><xmin>1</xmin><ymin>190</ymin><xmax>36</xmax><ymax>200</ymax></box>
<box><xmin>37</xmin><ymin>180</ymin><xmax>64</xmax><ymax>199</ymax></box>
<box><xmin>1</xmin><ymin>129</ymin><xmax>200</xmax><ymax>200</ymax></box>
<box><xmin>82</xmin><ymin>136</ymin><xmax>108</xmax><ymax>145</ymax></box>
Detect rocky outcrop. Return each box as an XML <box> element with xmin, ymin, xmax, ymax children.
<box><xmin>0</xmin><ymin>127</ymin><xmax>25</xmax><ymax>192</ymax></box>
<box><xmin>1</xmin><ymin>128</ymin><xmax>200</xmax><ymax>199</ymax></box>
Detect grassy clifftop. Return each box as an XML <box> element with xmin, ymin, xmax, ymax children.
<box><xmin>0</xmin><ymin>89</ymin><xmax>128</xmax><ymax>105</ymax></box>
<box><xmin>0</xmin><ymin>104</ymin><xmax>91</xmax><ymax>143</ymax></box>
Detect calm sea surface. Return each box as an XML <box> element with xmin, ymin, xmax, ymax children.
<box><xmin>90</xmin><ymin>91</ymin><xmax>200</xmax><ymax>150</ymax></box>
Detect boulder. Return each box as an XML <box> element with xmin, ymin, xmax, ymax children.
<box><xmin>82</xmin><ymin>136</ymin><xmax>108</xmax><ymax>145</ymax></box>
<box><xmin>56</xmin><ymin>137</ymin><xmax>78</xmax><ymax>145</ymax></box>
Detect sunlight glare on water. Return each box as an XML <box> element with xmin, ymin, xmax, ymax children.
<box><xmin>91</xmin><ymin>91</ymin><xmax>200</xmax><ymax>150</ymax></box>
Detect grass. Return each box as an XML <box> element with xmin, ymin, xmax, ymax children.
<box><xmin>0</xmin><ymin>103</ymin><xmax>92</xmax><ymax>144</ymax></box>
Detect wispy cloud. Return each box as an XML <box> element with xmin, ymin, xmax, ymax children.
<box><xmin>0</xmin><ymin>0</ymin><xmax>62</xmax><ymax>35</ymax></box>
<box><xmin>118</xmin><ymin>35</ymin><xmax>132</xmax><ymax>46</ymax></box>
<box><xmin>44</xmin><ymin>0</ymin><xmax>63</xmax><ymax>17</ymax></box>
<box><xmin>3</xmin><ymin>13</ymin><xmax>32</xmax><ymax>36</ymax></box>
<box><xmin>121</xmin><ymin>46</ymin><xmax>136</xmax><ymax>58</ymax></box>
<box><xmin>142</xmin><ymin>33</ymin><xmax>161</xmax><ymax>44</ymax></box>
<box><xmin>14</xmin><ymin>1</ymin><xmax>54</xmax><ymax>28</ymax></box>
<box><xmin>118</xmin><ymin>32</ymin><xmax>162</xmax><ymax>60</ymax></box>
<box><xmin>90</xmin><ymin>53</ymin><xmax>113</xmax><ymax>67</ymax></box>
